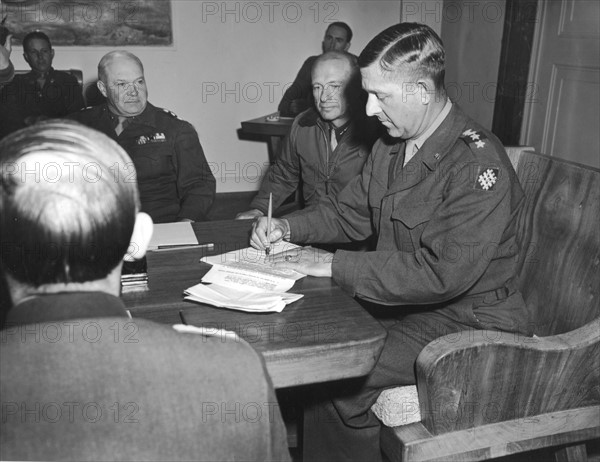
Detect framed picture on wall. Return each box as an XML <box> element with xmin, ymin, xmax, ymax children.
<box><xmin>1</xmin><ymin>0</ymin><xmax>172</xmax><ymax>46</ymax></box>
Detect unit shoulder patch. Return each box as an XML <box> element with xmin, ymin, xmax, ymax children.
<box><xmin>474</xmin><ymin>167</ymin><xmax>500</xmax><ymax>191</ymax></box>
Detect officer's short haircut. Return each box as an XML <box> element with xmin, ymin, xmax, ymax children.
<box><xmin>358</xmin><ymin>23</ymin><xmax>446</xmax><ymax>91</ymax></box>
<box><xmin>327</xmin><ymin>22</ymin><xmax>353</xmax><ymax>43</ymax></box>
<box><xmin>0</xmin><ymin>121</ymin><xmax>140</xmax><ymax>286</ymax></box>
<box><xmin>22</xmin><ymin>31</ymin><xmax>52</xmax><ymax>52</ymax></box>
<box><xmin>312</xmin><ymin>51</ymin><xmax>362</xmax><ymax>110</ymax></box>
<box><xmin>312</xmin><ymin>50</ymin><xmax>358</xmax><ymax>79</ymax></box>
<box><xmin>98</xmin><ymin>50</ymin><xmax>144</xmax><ymax>83</ymax></box>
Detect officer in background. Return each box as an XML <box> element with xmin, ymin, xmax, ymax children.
<box><xmin>0</xmin><ymin>31</ymin><xmax>84</xmax><ymax>137</ymax></box>
<box><xmin>278</xmin><ymin>22</ymin><xmax>353</xmax><ymax>117</ymax></box>
<box><xmin>70</xmin><ymin>50</ymin><xmax>215</xmax><ymax>223</ymax></box>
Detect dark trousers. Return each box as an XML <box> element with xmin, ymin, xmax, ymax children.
<box><xmin>303</xmin><ymin>291</ymin><xmax>530</xmax><ymax>462</ymax></box>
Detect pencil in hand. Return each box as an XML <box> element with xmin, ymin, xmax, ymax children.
<box><xmin>265</xmin><ymin>193</ymin><xmax>272</xmax><ymax>259</ymax></box>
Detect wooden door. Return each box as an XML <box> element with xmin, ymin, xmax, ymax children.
<box><xmin>521</xmin><ymin>0</ymin><xmax>600</xmax><ymax>167</ymax></box>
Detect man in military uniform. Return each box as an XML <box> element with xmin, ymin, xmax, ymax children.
<box><xmin>278</xmin><ymin>22</ymin><xmax>353</xmax><ymax>117</ymax></box>
<box><xmin>0</xmin><ymin>31</ymin><xmax>84</xmax><ymax>137</ymax></box>
<box><xmin>251</xmin><ymin>23</ymin><xmax>531</xmax><ymax>461</ymax></box>
<box><xmin>236</xmin><ymin>51</ymin><xmax>377</xmax><ymax>220</ymax></box>
<box><xmin>70</xmin><ymin>51</ymin><xmax>215</xmax><ymax>223</ymax></box>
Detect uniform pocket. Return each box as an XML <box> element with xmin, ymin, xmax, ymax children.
<box><xmin>390</xmin><ymin>199</ymin><xmax>439</xmax><ymax>249</ymax></box>
<box><xmin>471</xmin><ymin>291</ymin><xmax>531</xmax><ymax>335</ymax></box>
<box><xmin>131</xmin><ymin>145</ymin><xmax>173</xmax><ymax>181</ymax></box>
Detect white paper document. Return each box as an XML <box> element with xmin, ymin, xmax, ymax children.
<box><xmin>184</xmin><ymin>283</ymin><xmax>303</xmax><ymax>313</ymax></box>
<box><xmin>184</xmin><ymin>242</ymin><xmax>305</xmax><ymax>312</ymax></box>
<box><xmin>148</xmin><ymin>222</ymin><xmax>199</xmax><ymax>250</ymax></box>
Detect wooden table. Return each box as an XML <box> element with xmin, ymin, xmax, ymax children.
<box><xmin>241</xmin><ymin>113</ymin><xmax>294</xmax><ymax>164</ymax></box>
<box><xmin>123</xmin><ymin>220</ymin><xmax>386</xmax><ymax>389</ymax></box>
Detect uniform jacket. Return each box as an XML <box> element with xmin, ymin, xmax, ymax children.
<box><xmin>70</xmin><ymin>103</ymin><xmax>216</xmax><ymax>223</ymax></box>
<box><xmin>0</xmin><ymin>292</ymin><xmax>290</xmax><ymax>461</ymax></box>
<box><xmin>0</xmin><ymin>67</ymin><xmax>84</xmax><ymax>137</ymax></box>
<box><xmin>250</xmin><ymin>108</ymin><xmax>377</xmax><ymax>214</ymax></box>
<box><xmin>288</xmin><ymin>105</ymin><xmax>526</xmax><ymax>319</ymax></box>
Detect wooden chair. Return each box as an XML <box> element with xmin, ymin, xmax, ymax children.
<box><xmin>380</xmin><ymin>149</ymin><xmax>600</xmax><ymax>461</ymax></box>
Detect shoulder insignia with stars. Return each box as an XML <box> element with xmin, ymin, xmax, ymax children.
<box><xmin>161</xmin><ymin>108</ymin><xmax>183</xmax><ymax>120</ymax></box>
<box><xmin>461</xmin><ymin>128</ymin><xmax>489</xmax><ymax>149</ymax></box>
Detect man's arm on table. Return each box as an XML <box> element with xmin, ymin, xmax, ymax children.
<box><xmin>250</xmin><ymin>149</ymin><xmax>376</xmax><ymax>277</ymax></box>
<box><xmin>174</xmin><ymin>122</ymin><xmax>216</xmax><ymax>221</ymax></box>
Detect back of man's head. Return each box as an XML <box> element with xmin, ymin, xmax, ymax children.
<box><xmin>0</xmin><ymin>121</ymin><xmax>139</xmax><ymax>287</ymax></box>
<box><xmin>358</xmin><ymin>22</ymin><xmax>446</xmax><ymax>91</ymax></box>
<box><xmin>22</xmin><ymin>30</ymin><xmax>52</xmax><ymax>52</ymax></box>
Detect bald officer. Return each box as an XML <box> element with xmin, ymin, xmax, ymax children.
<box><xmin>70</xmin><ymin>51</ymin><xmax>215</xmax><ymax>223</ymax></box>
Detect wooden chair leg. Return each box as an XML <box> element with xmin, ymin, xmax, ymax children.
<box><xmin>554</xmin><ymin>443</ymin><xmax>588</xmax><ymax>462</ymax></box>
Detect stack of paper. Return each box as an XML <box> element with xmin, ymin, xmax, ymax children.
<box><xmin>184</xmin><ymin>242</ymin><xmax>305</xmax><ymax>313</ymax></box>
<box><xmin>147</xmin><ymin>222</ymin><xmax>211</xmax><ymax>251</ymax></box>
<box><xmin>184</xmin><ymin>283</ymin><xmax>303</xmax><ymax>313</ymax></box>
<box><xmin>121</xmin><ymin>258</ymin><xmax>148</xmax><ymax>288</ymax></box>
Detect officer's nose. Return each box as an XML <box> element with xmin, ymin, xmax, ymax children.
<box><xmin>365</xmin><ymin>94</ymin><xmax>381</xmax><ymax>117</ymax></box>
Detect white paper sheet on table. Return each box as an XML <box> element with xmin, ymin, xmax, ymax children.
<box><xmin>148</xmin><ymin>222</ymin><xmax>199</xmax><ymax>250</ymax></box>
<box><xmin>186</xmin><ymin>242</ymin><xmax>306</xmax><ymax>312</ymax></box>
<box><xmin>184</xmin><ymin>282</ymin><xmax>303</xmax><ymax>313</ymax></box>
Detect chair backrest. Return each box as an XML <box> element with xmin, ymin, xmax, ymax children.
<box><xmin>512</xmin><ymin>150</ymin><xmax>600</xmax><ymax>336</ymax></box>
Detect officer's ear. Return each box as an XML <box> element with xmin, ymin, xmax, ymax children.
<box><xmin>417</xmin><ymin>79</ymin><xmax>433</xmax><ymax>105</ymax></box>
<box><xmin>97</xmin><ymin>80</ymin><xmax>108</xmax><ymax>98</ymax></box>
<box><xmin>124</xmin><ymin>212</ymin><xmax>153</xmax><ymax>262</ymax></box>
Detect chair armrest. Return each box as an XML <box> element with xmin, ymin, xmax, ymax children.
<box><xmin>415</xmin><ymin>318</ymin><xmax>600</xmax><ymax>435</ymax></box>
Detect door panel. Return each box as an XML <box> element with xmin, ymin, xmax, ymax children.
<box><xmin>522</xmin><ymin>0</ymin><xmax>600</xmax><ymax>167</ymax></box>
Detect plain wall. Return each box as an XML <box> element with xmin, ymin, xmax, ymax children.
<box><xmin>9</xmin><ymin>0</ymin><xmax>402</xmax><ymax>192</ymax></box>
<box><xmin>440</xmin><ymin>0</ymin><xmax>506</xmax><ymax>129</ymax></box>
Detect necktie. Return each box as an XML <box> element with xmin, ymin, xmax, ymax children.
<box><xmin>389</xmin><ymin>142</ymin><xmax>407</xmax><ymax>186</ymax></box>
<box><xmin>115</xmin><ymin>116</ymin><xmax>128</xmax><ymax>136</ymax></box>
<box><xmin>330</xmin><ymin>127</ymin><xmax>338</xmax><ymax>151</ymax></box>
<box><xmin>403</xmin><ymin>142</ymin><xmax>418</xmax><ymax>166</ymax></box>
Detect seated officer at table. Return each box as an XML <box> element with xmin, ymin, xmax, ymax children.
<box><xmin>278</xmin><ymin>22</ymin><xmax>353</xmax><ymax>117</ymax></box>
<box><xmin>70</xmin><ymin>51</ymin><xmax>215</xmax><ymax>223</ymax></box>
<box><xmin>252</xmin><ymin>23</ymin><xmax>531</xmax><ymax>461</ymax></box>
<box><xmin>237</xmin><ymin>51</ymin><xmax>377</xmax><ymax>220</ymax></box>
<box><xmin>0</xmin><ymin>121</ymin><xmax>290</xmax><ymax>462</ymax></box>
<box><xmin>0</xmin><ymin>31</ymin><xmax>84</xmax><ymax>137</ymax></box>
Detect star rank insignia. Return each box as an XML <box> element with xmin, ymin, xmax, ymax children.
<box><xmin>461</xmin><ymin>128</ymin><xmax>488</xmax><ymax>149</ymax></box>
<box><xmin>475</xmin><ymin>168</ymin><xmax>500</xmax><ymax>191</ymax></box>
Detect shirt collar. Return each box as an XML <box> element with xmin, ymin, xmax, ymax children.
<box><xmin>405</xmin><ymin>98</ymin><xmax>453</xmax><ymax>163</ymax></box>
<box><xmin>330</xmin><ymin>119</ymin><xmax>351</xmax><ymax>141</ymax></box>
<box><xmin>3</xmin><ymin>291</ymin><xmax>128</xmax><ymax>328</ymax></box>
